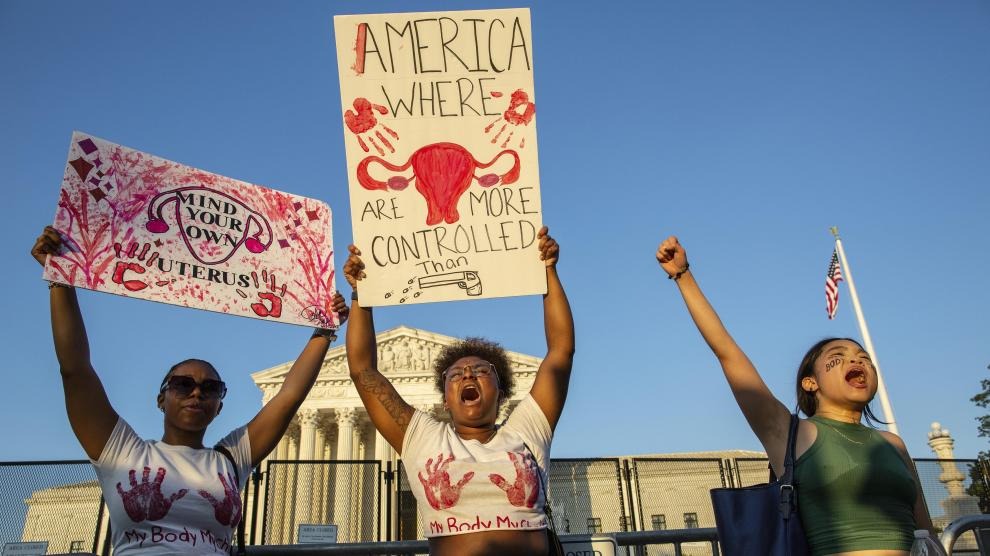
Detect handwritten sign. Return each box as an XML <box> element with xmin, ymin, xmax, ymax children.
<box><xmin>333</xmin><ymin>8</ymin><xmax>546</xmax><ymax>306</ymax></box>
<box><xmin>44</xmin><ymin>132</ymin><xmax>339</xmax><ymax>329</ymax></box>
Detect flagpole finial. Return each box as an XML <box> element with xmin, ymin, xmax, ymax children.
<box><xmin>830</xmin><ymin>226</ymin><xmax>840</xmax><ymax>239</ymax></box>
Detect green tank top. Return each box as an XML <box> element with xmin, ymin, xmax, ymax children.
<box><xmin>794</xmin><ymin>416</ymin><xmax>917</xmax><ymax>556</ymax></box>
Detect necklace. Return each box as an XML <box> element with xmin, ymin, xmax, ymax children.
<box><xmin>816</xmin><ymin>418</ymin><xmax>868</xmax><ymax>445</ymax></box>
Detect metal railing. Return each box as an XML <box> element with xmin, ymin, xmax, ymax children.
<box><xmin>2</xmin><ymin>456</ymin><xmax>986</xmax><ymax>551</ymax></box>
<box><xmin>240</xmin><ymin>529</ymin><xmax>721</xmax><ymax>555</ymax></box>
<box><xmin>941</xmin><ymin>514</ymin><xmax>990</xmax><ymax>555</ymax></box>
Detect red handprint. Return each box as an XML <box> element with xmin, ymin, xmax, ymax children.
<box><xmin>488</xmin><ymin>452</ymin><xmax>539</xmax><ymax>508</ymax></box>
<box><xmin>417</xmin><ymin>453</ymin><xmax>475</xmax><ymax>510</ymax></box>
<box><xmin>115</xmin><ymin>467</ymin><xmax>188</xmax><ymax>522</ymax></box>
<box><xmin>343</xmin><ymin>97</ymin><xmax>399</xmax><ymax>155</ymax></box>
<box><xmin>503</xmin><ymin>90</ymin><xmax>536</xmax><ymax>126</ymax></box>
<box><xmin>198</xmin><ymin>472</ymin><xmax>242</xmax><ymax>527</ymax></box>
<box><xmin>236</xmin><ymin>269</ymin><xmax>285</xmax><ymax>318</ymax></box>
<box><xmin>111</xmin><ymin>241</ymin><xmax>162</xmax><ymax>292</ymax></box>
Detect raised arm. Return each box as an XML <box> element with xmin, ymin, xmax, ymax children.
<box><xmin>529</xmin><ymin>227</ymin><xmax>575</xmax><ymax>431</ymax></box>
<box><xmin>343</xmin><ymin>245</ymin><xmax>413</xmax><ymax>453</ymax></box>
<box><xmin>657</xmin><ymin>236</ymin><xmax>791</xmax><ymax>464</ymax></box>
<box><xmin>32</xmin><ymin>226</ymin><xmax>118</xmax><ymax>460</ymax></box>
<box><xmin>246</xmin><ymin>293</ymin><xmax>348</xmax><ymax>466</ymax></box>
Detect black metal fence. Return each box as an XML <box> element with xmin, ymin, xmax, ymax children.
<box><xmin>3</xmin><ymin>456</ymin><xmax>987</xmax><ymax>552</ymax></box>
<box><xmin>0</xmin><ymin>460</ymin><xmax>108</xmax><ymax>555</ymax></box>
<box><xmin>260</xmin><ymin>460</ymin><xmax>382</xmax><ymax>545</ymax></box>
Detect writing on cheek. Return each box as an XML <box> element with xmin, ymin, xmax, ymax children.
<box><xmin>825</xmin><ymin>358</ymin><xmax>842</xmax><ymax>372</ymax></box>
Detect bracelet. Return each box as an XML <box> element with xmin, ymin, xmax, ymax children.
<box><xmin>48</xmin><ymin>281</ymin><xmax>73</xmax><ymax>290</ymax></box>
<box><xmin>350</xmin><ymin>290</ymin><xmax>358</xmax><ymax>301</ymax></box>
<box><xmin>667</xmin><ymin>263</ymin><xmax>690</xmax><ymax>281</ymax></box>
<box><xmin>313</xmin><ymin>328</ymin><xmax>338</xmax><ymax>342</ymax></box>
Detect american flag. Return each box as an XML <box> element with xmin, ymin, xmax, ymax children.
<box><xmin>825</xmin><ymin>249</ymin><xmax>844</xmax><ymax>319</ymax></box>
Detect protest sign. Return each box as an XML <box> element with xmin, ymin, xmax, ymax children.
<box><xmin>333</xmin><ymin>8</ymin><xmax>545</xmax><ymax>306</ymax></box>
<box><xmin>44</xmin><ymin>132</ymin><xmax>340</xmax><ymax>328</ymax></box>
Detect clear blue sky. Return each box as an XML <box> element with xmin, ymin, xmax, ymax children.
<box><xmin>2</xmin><ymin>0</ymin><xmax>988</xmax><ymax>462</ymax></box>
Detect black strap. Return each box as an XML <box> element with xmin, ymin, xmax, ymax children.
<box><xmin>523</xmin><ymin>442</ymin><xmax>564</xmax><ymax>556</ymax></box>
<box><xmin>775</xmin><ymin>414</ymin><xmax>801</xmax><ymax>520</ymax></box>
<box><xmin>781</xmin><ymin>413</ymin><xmax>800</xmax><ymax>485</ymax></box>
<box><xmin>214</xmin><ymin>446</ymin><xmax>246</xmax><ymax>556</ymax></box>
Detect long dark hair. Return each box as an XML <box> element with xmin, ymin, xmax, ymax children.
<box><xmin>795</xmin><ymin>337</ymin><xmax>886</xmax><ymax>427</ymax></box>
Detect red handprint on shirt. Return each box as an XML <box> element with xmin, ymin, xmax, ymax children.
<box><xmin>489</xmin><ymin>451</ymin><xmax>539</xmax><ymax>508</ymax></box>
<box><xmin>418</xmin><ymin>453</ymin><xmax>475</xmax><ymax>510</ymax></box>
<box><xmin>116</xmin><ymin>467</ymin><xmax>188</xmax><ymax>522</ymax></box>
<box><xmin>198</xmin><ymin>472</ymin><xmax>242</xmax><ymax>526</ymax></box>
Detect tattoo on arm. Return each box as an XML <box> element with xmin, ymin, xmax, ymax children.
<box><xmin>358</xmin><ymin>370</ymin><xmax>411</xmax><ymax>428</ymax></box>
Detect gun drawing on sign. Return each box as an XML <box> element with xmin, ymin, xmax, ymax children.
<box><xmin>418</xmin><ymin>271</ymin><xmax>483</xmax><ymax>297</ymax></box>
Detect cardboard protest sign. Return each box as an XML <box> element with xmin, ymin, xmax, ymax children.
<box><xmin>333</xmin><ymin>8</ymin><xmax>545</xmax><ymax>306</ymax></box>
<box><xmin>44</xmin><ymin>132</ymin><xmax>340</xmax><ymax>329</ymax></box>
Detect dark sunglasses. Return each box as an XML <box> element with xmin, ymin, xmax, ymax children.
<box><xmin>160</xmin><ymin>375</ymin><xmax>227</xmax><ymax>400</ymax></box>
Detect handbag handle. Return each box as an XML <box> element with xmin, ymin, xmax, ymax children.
<box><xmin>780</xmin><ymin>413</ymin><xmax>800</xmax><ymax>485</ymax></box>
<box><xmin>215</xmin><ymin>446</ymin><xmax>247</xmax><ymax>556</ymax></box>
<box><xmin>777</xmin><ymin>414</ymin><xmax>801</xmax><ymax>520</ymax></box>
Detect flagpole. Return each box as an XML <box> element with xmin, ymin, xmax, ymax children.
<box><xmin>829</xmin><ymin>226</ymin><xmax>898</xmax><ymax>435</ymax></box>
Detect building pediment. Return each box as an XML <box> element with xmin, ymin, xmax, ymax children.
<box><xmin>251</xmin><ymin>325</ymin><xmax>542</xmax><ymax>405</ymax></box>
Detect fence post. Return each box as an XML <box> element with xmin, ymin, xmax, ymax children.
<box><xmin>250</xmin><ymin>467</ymin><xmax>262</xmax><ymax>546</ymax></box>
<box><xmin>384</xmin><ymin>461</ymin><xmax>393</xmax><ymax>542</ymax></box>
<box><xmin>90</xmin><ymin>495</ymin><xmax>105</xmax><ymax>554</ymax></box>
<box><xmin>622</xmin><ymin>460</ymin><xmax>638</xmax><ymax>532</ymax></box>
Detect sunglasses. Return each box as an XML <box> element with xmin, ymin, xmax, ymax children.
<box><xmin>160</xmin><ymin>375</ymin><xmax>227</xmax><ymax>400</ymax></box>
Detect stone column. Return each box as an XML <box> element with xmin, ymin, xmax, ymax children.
<box><xmin>928</xmin><ymin>422</ymin><xmax>981</xmax><ymax>522</ymax></box>
<box><xmin>313</xmin><ymin>421</ymin><xmax>327</xmax><ymax>522</ymax></box>
<box><xmin>374</xmin><ymin>425</ymin><xmax>395</xmax><ymax>539</ymax></box>
<box><xmin>280</xmin><ymin>426</ymin><xmax>299</xmax><ymax>543</ymax></box>
<box><xmin>295</xmin><ymin>409</ymin><xmax>320</xmax><ymax>526</ymax></box>
<box><xmin>268</xmin><ymin>434</ymin><xmax>290</xmax><ymax>543</ymax></box>
<box><xmin>333</xmin><ymin>407</ymin><xmax>357</xmax><ymax>541</ymax></box>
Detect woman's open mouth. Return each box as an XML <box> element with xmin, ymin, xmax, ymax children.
<box><xmin>460</xmin><ymin>384</ymin><xmax>481</xmax><ymax>405</ymax></box>
<box><xmin>844</xmin><ymin>368</ymin><xmax>867</xmax><ymax>388</ymax></box>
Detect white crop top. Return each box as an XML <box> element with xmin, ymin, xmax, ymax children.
<box><xmin>401</xmin><ymin>394</ymin><xmax>553</xmax><ymax>538</ymax></box>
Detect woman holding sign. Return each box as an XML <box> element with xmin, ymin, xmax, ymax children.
<box><xmin>32</xmin><ymin>225</ymin><xmax>348</xmax><ymax>555</ymax></box>
<box><xmin>655</xmin><ymin>235</ymin><xmax>933</xmax><ymax>556</ymax></box>
<box><xmin>344</xmin><ymin>226</ymin><xmax>574</xmax><ymax>556</ymax></box>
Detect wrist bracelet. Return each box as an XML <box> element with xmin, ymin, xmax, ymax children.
<box><xmin>48</xmin><ymin>281</ymin><xmax>73</xmax><ymax>290</ymax></box>
<box><xmin>350</xmin><ymin>290</ymin><xmax>358</xmax><ymax>301</ymax></box>
<box><xmin>668</xmin><ymin>262</ymin><xmax>690</xmax><ymax>281</ymax></box>
<box><xmin>313</xmin><ymin>328</ymin><xmax>338</xmax><ymax>341</ymax></box>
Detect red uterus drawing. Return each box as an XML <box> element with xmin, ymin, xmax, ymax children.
<box><xmin>145</xmin><ymin>186</ymin><xmax>273</xmax><ymax>265</ymax></box>
<box><xmin>356</xmin><ymin>143</ymin><xmax>521</xmax><ymax>225</ymax></box>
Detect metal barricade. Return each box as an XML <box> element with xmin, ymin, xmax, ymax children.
<box><xmin>260</xmin><ymin>460</ymin><xmax>382</xmax><ymax>546</ymax></box>
<box><xmin>940</xmin><ymin>514</ymin><xmax>990</xmax><ymax>555</ymax></box>
<box><xmin>0</xmin><ymin>460</ymin><xmax>107</xmax><ymax>555</ymax></box>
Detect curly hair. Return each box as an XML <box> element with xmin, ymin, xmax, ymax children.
<box><xmin>433</xmin><ymin>337</ymin><xmax>514</xmax><ymax>405</ymax></box>
<box><xmin>795</xmin><ymin>337</ymin><xmax>885</xmax><ymax>427</ymax></box>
